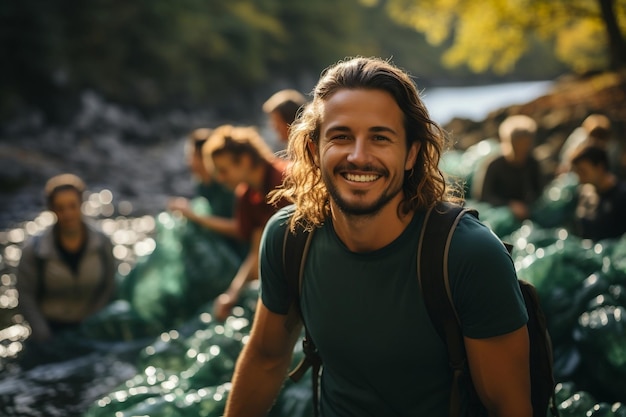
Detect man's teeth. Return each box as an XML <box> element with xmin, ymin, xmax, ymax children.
<box><xmin>344</xmin><ymin>173</ymin><xmax>379</xmax><ymax>182</ymax></box>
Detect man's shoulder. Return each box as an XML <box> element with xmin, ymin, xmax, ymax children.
<box><xmin>264</xmin><ymin>204</ymin><xmax>297</xmax><ymax>236</ymax></box>
<box><xmin>453</xmin><ymin>210</ymin><xmax>508</xmax><ymax>254</ymax></box>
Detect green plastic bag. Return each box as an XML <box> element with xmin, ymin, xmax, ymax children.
<box><xmin>530</xmin><ymin>173</ymin><xmax>579</xmax><ymax>229</ymax></box>
<box><xmin>80</xmin><ymin>299</ymin><xmax>163</xmax><ymax>341</ymax></box>
<box><xmin>118</xmin><ymin>198</ymin><xmax>240</xmax><ymax>329</ymax></box>
<box><xmin>558</xmin><ymin>391</ymin><xmax>597</xmax><ymax>417</ymax></box>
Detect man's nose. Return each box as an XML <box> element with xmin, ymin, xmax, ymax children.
<box><xmin>346</xmin><ymin>137</ymin><xmax>371</xmax><ymax>165</ymax></box>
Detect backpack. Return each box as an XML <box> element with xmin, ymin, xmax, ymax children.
<box><xmin>282</xmin><ymin>201</ymin><xmax>559</xmax><ymax>417</ymax></box>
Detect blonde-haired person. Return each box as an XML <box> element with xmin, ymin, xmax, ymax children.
<box><xmin>167</xmin><ymin>127</ymin><xmax>245</xmax><ymax>259</ymax></box>
<box><xmin>224</xmin><ymin>57</ymin><xmax>531</xmax><ymax>417</ymax></box>
<box><xmin>473</xmin><ymin>114</ymin><xmax>545</xmax><ymax>220</ymax></box>
<box><xmin>17</xmin><ymin>174</ymin><xmax>116</xmax><ymax>344</ymax></box>
<box><xmin>197</xmin><ymin>125</ymin><xmax>290</xmax><ymax>321</ymax></box>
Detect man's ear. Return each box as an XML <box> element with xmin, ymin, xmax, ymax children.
<box><xmin>405</xmin><ymin>141</ymin><xmax>420</xmax><ymax>170</ymax></box>
<box><xmin>307</xmin><ymin>140</ymin><xmax>320</xmax><ymax>167</ymax></box>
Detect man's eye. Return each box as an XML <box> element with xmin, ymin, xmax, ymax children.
<box><xmin>332</xmin><ymin>135</ymin><xmax>349</xmax><ymax>140</ymax></box>
<box><xmin>373</xmin><ymin>135</ymin><xmax>390</xmax><ymax>141</ymax></box>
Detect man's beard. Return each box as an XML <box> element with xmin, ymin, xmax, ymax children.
<box><xmin>322</xmin><ymin>164</ymin><xmax>403</xmax><ymax>217</ymax></box>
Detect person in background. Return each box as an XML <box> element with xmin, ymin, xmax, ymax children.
<box><xmin>262</xmin><ymin>89</ymin><xmax>307</xmax><ymax>147</ymax></box>
<box><xmin>168</xmin><ymin>127</ymin><xmax>237</xmax><ymax>220</ymax></box>
<box><xmin>168</xmin><ymin>128</ymin><xmax>245</xmax><ymax>259</ymax></box>
<box><xmin>570</xmin><ymin>144</ymin><xmax>626</xmax><ymax>241</ymax></box>
<box><xmin>16</xmin><ymin>173</ymin><xmax>116</xmax><ymax>343</ymax></box>
<box><xmin>558</xmin><ymin>114</ymin><xmax>613</xmax><ymax>175</ymax></box>
<box><xmin>199</xmin><ymin>125</ymin><xmax>290</xmax><ymax>321</ymax></box>
<box><xmin>224</xmin><ymin>57</ymin><xmax>530</xmax><ymax>417</ymax></box>
<box><xmin>473</xmin><ymin>114</ymin><xmax>545</xmax><ymax>221</ymax></box>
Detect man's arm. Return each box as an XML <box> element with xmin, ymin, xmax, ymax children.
<box><xmin>187</xmin><ymin>212</ymin><xmax>240</xmax><ymax>238</ymax></box>
<box><xmin>224</xmin><ymin>299</ymin><xmax>302</xmax><ymax>417</ymax></box>
<box><xmin>214</xmin><ymin>227</ymin><xmax>263</xmax><ymax>321</ymax></box>
<box><xmin>168</xmin><ymin>197</ymin><xmax>240</xmax><ymax>238</ymax></box>
<box><xmin>465</xmin><ymin>325</ymin><xmax>532</xmax><ymax>417</ymax></box>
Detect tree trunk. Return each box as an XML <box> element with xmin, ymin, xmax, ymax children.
<box><xmin>597</xmin><ymin>0</ymin><xmax>626</xmax><ymax>70</ymax></box>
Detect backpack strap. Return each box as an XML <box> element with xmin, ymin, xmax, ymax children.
<box><xmin>282</xmin><ymin>223</ymin><xmax>322</xmax><ymax>417</ymax></box>
<box><xmin>417</xmin><ymin>201</ymin><xmax>478</xmax><ymax>417</ymax></box>
<box><xmin>519</xmin><ymin>279</ymin><xmax>560</xmax><ymax>417</ymax></box>
<box><xmin>282</xmin><ymin>223</ymin><xmax>315</xmax><ymax>333</ymax></box>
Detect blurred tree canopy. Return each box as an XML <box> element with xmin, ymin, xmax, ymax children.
<box><xmin>380</xmin><ymin>0</ymin><xmax>626</xmax><ymax>74</ymax></box>
<box><xmin>0</xmin><ymin>0</ymin><xmax>568</xmax><ymax>125</ymax></box>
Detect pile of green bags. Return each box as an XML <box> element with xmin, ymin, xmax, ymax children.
<box><xmin>10</xmin><ymin>144</ymin><xmax>625</xmax><ymax>417</ymax></box>
<box><xmin>83</xmin><ymin>285</ymin><xmax>313</xmax><ymax>417</ymax></box>
<box><xmin>441</xmin><ymin>141</ymin><xmax>626</xmax><ymax>414</ymax></box>
<box><xmin>80</xmin><ymin>149</ymin><xmax>625</xmax><ymax>417</ymax></box>
<box><xmin>77</xmin><ymin>196</ymin><xmax>314</xmax><ymax>417</ymax></box>
<box><xmin>511</xmin><ymin>223</ymin><xmax>626</xmax><ymax>401</ymax></box>
<box><xmin>115</xmin><ymin>197</ymin><xmax>241</xmax><ymax>332</ymax></box>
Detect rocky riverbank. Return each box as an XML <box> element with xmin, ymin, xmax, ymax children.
<box><xmin>0</xmin><ymin>91</ymin><xmax>247</xmax><ymax>230</ymax></box>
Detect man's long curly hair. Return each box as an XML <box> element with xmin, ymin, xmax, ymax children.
<box><xmin>269</xmin><ymin>57</ymin><xmax>461</xmax><ymax>231</ymax></box>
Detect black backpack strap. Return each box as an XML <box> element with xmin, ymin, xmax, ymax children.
<box><xmin>417</xmin><ymin>201</ymin><xmax>478</xmax><ymax>417</ymax></box>
<box><xmin>282</xmin><ymin>223</ymin><xmax>315</xmax><ymax>333</ymax></box>
<box><xmin>519</xmin><ymin>279</ymin><xmax>560</xmax><ymax>417</ymax></box>
<box><xmin>282</xmin><ymin>223</ymin><xmax>322</xmax><ymax>417</ymax></box>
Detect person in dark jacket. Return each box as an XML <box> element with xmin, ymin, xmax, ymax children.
<box><xmin>570</xmin><ymin>145</ymin><xmax>626</xmax><ymax>241</ymax></box>
<box><xmin>474</xmin><ymin>115</ymin><xmax>545</xmax><ymax>220</ymax></box>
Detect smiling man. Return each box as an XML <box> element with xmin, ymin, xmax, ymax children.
<box><xmin>224</xmin><ymin>57</ymin><xmax>531</xmax><ymax>417</ymax></box>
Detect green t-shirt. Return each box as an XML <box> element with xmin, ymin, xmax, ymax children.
<box><xmin>195</xmin><ymin>181</ymin><xmax>236</xmax><ymax>219</ymax></box>
<box><xmin>260</xmin><ymin>205</ymin><xmax>528</xmax><ymax>417</ymax></box>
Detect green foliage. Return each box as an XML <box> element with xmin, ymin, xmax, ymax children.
<box><xmin>0</xmin><ymin>0</ymin><xmax>574</xmax><ymax>123</ymax></box>
<box><xmin>0</xmin><ymin>0</ymin><xmax>363</xmax><ymax>120</ymax></box>
<box><xmin>381</xmin><ymin>0</ymin><xmax>626</xmax><ymax>74</ymax></box>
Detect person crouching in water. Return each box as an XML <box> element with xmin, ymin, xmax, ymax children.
<box><xmin>16</xmin><ymin>174</ymin><xmax>116</xmax><ymax>354</ymax></box>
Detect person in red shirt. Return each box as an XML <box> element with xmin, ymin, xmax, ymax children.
<box><xmin>199</xmin><ymin>124</ymin><xmax>290</xmax><ymax>320</ymax></box>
